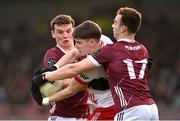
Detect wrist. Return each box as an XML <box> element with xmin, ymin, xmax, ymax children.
<box><xmin>43</xmin><ymin>72</ymin><xmax>54</xmax><ymax>83</ymax></box>
<box><xmin>42</xmin><ymin>97</ymin><xmax>50</xmax><ymax>106</ymax></box>
<box><xmin>42</xmin><ymin>73</ymin><xmax>46</xmax><ymax>80</ymax></box>
<box><xmin>54</xmin><ymin>64</ymin><xmax>59</xmax><ymax>69</ymax></box>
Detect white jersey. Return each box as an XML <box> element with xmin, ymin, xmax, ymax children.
<box><xmin>100</xmin><ymin>34</ymin><xmax>113</xmax><ymax>45</ymax></box>
<box><xmin>75</xmin><ymin>65</ymin><xmax>114</xmax><ymax>108</ymax></box>
<box><xmin>87</xmin><ymin>88</ymin><xmax>114</xmax><ymax>108</ymax></box>
<box><xmin>75</xmin><ymin>35</ymin><xmax>114</xmax><ymax>108</ymax></box>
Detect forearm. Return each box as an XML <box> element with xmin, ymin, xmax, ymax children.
<box><xmin>45</xmin><ymin>64</ymin><xmax>78</xmax><ymax>81</ymax></box>
<box><xmin>48</xmin><ymin>79</ymin><xmax>86</xmax><ymax>102</ymax></box>
<box><xmin>56</xmin><ymin>48</ymin><xmax>79</xmax><ymax>68</ymax></box>
<box><xmin>49</xmin><ymin>85</ymin><xmax>78</xmax><ymax>102</ymax></box>
<box><xmin>45</xmin><ymin>58</ymin><xmax>97</xmax><ymax>82</ymax></box>
<box><xmin>42</xmin><ymin>83</ymin><xmax>79</xmax><ymax>105</ymax></box>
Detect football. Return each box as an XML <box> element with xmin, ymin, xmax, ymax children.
<box><xmin>39</xmin><ymin>80</ymin><xmax>63</xmax><ymax>97</ymax></box>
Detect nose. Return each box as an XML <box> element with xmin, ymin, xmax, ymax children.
<box><xmin>112</xmin><ymin>23</ymin><xmax>114</xmax><ymax>28</ymax></box>
<box><xmin>63</xmin><ymin>32</ymin><xmax>68</xmax><ymax>38</ymax></box>
<box><xmin>75</xmin><ymin>44</ymin><xmax>79</xmax><ymax>49</ymax></box>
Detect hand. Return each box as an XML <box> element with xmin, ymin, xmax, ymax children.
<box><xmin>31</xmin><ymin>86</ymin><xmax>43</xmax><ymax>106</ymax></box>
<box><xmin>34</xmin><ymin>65</ymin><xmax>58</xmax><ymax>76</ymax></box>
<box><xmin>31</xmin><ymin>74</ymin><xmax>47</xmax><ymax>90</ymax></box>
<box><xmin>147</xmin><ymin>57</ymin><xmax>153</xmax><ymax>70</ymax></box>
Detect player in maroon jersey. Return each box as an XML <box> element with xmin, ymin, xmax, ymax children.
<box><xmin>31</xmin><ymin>15</ymin><xmax>89</xmax><ymax>121</ymax></box>
<box><xmin>43</xmin><ymin>21</ymin><xmax>116</xmax><ymax>120</ymax></box>
<box><xmin>34</xmin><ymin>7</ymin><xmax>159</xmax><ymax>120</ymax></box>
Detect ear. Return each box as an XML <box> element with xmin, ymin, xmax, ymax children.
<box><xmin>120</xmin><ymin>25</ymin><xmax>127</xmax><ymax>33</ymax></box>
<box><xmin>90</xmin><ymin>39</ymin><xmax>96</xmax><ymax>45</ymax></box>
<box><xmin>51</xmin><ymin>30</ymin><xmax>55</xmax><ymax>38</ymax></box>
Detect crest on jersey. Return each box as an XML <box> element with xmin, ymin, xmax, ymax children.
<box><xmin>92</xmin><ymin>49</ymin><xmax>101</xmax><ymax>57</ymax></box>
<box><xmin>48</xmin><ymin>58</ymin><xmax>55</xmax><ymax>66</ymax></box>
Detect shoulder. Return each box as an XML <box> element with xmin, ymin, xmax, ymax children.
<box><xmin>45</xmin><ymin>47</ymin><xmax>62</xmax><ymax>53</ymax></box>
<box><xmin>45</xmin><ymin>47</ymin><xmax>64</xmax><ymax>56</ymax></box>
<box><xmin>43</xmin><ymin>47</ymin><xmax>64</xmax><ymax>67</ymax></box>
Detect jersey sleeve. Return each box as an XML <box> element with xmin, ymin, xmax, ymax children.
<box><xmin>74</xmin><ymin>70</ymin><xmax>96</xmax><ymax>84</ymax></box>
<box><xmin>88</xmin><ymin>45</ymin><xmax>113</xmax><ymax>67</ymax></box>
<box><xmin>43</xmin><ymin>48</ymin><xmax>64</xmax><ymax>67</ymax></box>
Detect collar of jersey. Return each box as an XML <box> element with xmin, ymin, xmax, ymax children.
<box><xmin>56</xmin><ymin>44</ymin><xmax>67</xmax><ymax>54</ymax></box>
<box><xmin>117</xmin><ymin>38</ymin><xmax>135</xmax><ymax>43</ymax></box>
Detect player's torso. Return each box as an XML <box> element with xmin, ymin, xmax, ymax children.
<box><xmin>44</xmin><ymin>46</ymin><xmax>89</xmax><ymax>118</ymax></box>
<box><xmin>103</xmin><ymin>41</ymin><xmax>154</xmax><ymax>111</ymax></box>
<box><xmin>77</xmin><ymin>64</ymin><xmax>114</xmax><ymax>108</ymax></box>
<box><xmin>88</xmin><ymin>88</ymin><xmax>114</xmax><ymax>108</ymax></box>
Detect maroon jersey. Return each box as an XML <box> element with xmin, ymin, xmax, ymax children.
<box><xmin>43</xmin><ymin>46</ymin><xmax>89</xmax><ymax>118</ymax></box>
<box><xmin>88</xmin><ymin>39</ymin><xmax>154</xmax><ymax>112</ymax></box>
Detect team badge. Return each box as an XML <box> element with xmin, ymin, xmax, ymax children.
<box><xmin>48</xmin><ymin>58</ymin><xmax>55</xmax><ymax>66</ymax></box>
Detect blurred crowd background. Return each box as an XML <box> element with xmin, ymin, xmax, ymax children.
<box><xmin>0</xmin><ymin>0</ymin><xmax>180</xmax><ymax>120</ymax></box>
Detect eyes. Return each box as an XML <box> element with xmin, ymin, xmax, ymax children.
<box><xmin>56</xmin><ymin>28</ymin><xmax>73</xmax><ymax>34</ymax></box>
<box><xmin>113</xmin><ymin>20</ymin><xmax>118</xmax><ymax>25</ymax></box>
<box><xmin>75</xmin><ymin>41</ymin><xmax>82</xmax><ymax>45</ymax></box>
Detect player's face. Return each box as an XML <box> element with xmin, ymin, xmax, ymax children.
<box><xmin>75</xmin><ymin>39</ymin><xmax>94</xmax><ymax>56</ymax></box>
<box><xmin>112</xmin><ymin>14</ymin><xmax>125</xmax><ymax>40</ymax></box>
<box><xmin>51</xmin><ymin>24</ymin><xmax>74</xmax><ymax>48</ymax></box>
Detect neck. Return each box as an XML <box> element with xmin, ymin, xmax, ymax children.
<box><xmin>57</xmin><ymin>44</ymin><xmax>75</xmax><ymax>53</ymax></box>
<box><xmin>116</xmin><ymin>33</ymin><xmax>135</xmax><ymax>41</ymax></box>
<box><xmin>90</xmin><ymin>42</ymin><xmax>101</xmax><ymax>54</ymax></box>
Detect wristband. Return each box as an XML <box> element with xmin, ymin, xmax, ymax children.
<box><xmin>41</xmin><ymin>73</ymin><xmax>47</xmax><ymax>81</ymax></box>
<box><xmin>42</xmin><ymin>97</ymin><xmax>50</xmax><ymax>106</ymax></box>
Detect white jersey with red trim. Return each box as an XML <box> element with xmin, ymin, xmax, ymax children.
<box><xmin>75</xmin><ymin>65</ymin><xmax>114</xmax><ymax>108</ymax></box>
<box><xmin>75</xmin><ymin>35</ymin><xmax>114</xmax><ymax>108</ymax></box>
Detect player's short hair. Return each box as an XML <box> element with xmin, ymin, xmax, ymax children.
<box><xmin>117</xmin><ymin>7</ymin><xmax>142</xmax><ymax>33</ymax></box>
<box><xmin>72</xmin><ymin>20</ymin><xmax>102</xmax><ymax>41</ymax></box>
<box><xmin>50</xmin><ymin>14</ymin><xmax>75</xmax><ymax>31</ymax></box>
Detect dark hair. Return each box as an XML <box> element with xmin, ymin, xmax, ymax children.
<box><xmin>50</xmin><ymin>14</ymin><xmax>75</xmax><ymax>31</ymax></box>
<box><xmin>72</xmin><ymin>20</ymin><xmax>102</xmax><ymax>41</ymax></box>
<box><xmin>117</xmin><ymin>7</ymin><xmax>142</xmax><ymax>33</ymax></box>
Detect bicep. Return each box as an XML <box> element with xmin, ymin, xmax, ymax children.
<box><xmin>73</xmin><ymin>58</ymin><xmax>97</xmax><ymax>74</ymax></box>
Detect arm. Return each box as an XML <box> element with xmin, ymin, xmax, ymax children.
<box><xmin>35</xmin><ymin>48</ymin><xmax>80</xmax><ymax>75</ymax></box>
<box><xmin>55</xmin><ymin>48</ymin><xmax>80</xmax><ymax>68</ymax></box>
<box><xmin>42</xmin><ymin>78</ymin><xmax>87</xmax><ymax>105</ymax></box>
<box><xmin>45</xmin><ymin>58</ymin><xmax>97</xmax><ymax>82</ymax></box>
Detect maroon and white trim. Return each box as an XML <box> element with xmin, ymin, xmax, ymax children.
<box><xmin>114</xmin><ymin>86</ymin><xmax>128</xmax><ymax>107</ymax></box>
<box><xmin>87</xmin><ymin>55</ymin><xmax>101</xmax><ymax>67</ymax></box>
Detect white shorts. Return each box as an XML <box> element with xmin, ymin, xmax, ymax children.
<box><xmin>48</xmin><ymin>116</ymin><xmax>86</xmax><ymax>121</ymax></box>
<box><xmin>114</xmin><ymin>104</ymin><xmax>159</xmax><ymax>121</ymax></box>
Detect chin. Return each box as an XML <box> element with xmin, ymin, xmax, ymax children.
<box><xmin>113</xmin><ymin>35</ymin><xmax>117</xmax><ymax>39</ymax></box>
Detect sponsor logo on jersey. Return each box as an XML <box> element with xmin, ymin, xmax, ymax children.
<box><xmin>92</xmin><ymin>49</ymin><xmax>101</xmax><ymax>57</ymax></box>
<box><xmin>80</xmin><ymin>74</ymin><xmax>89</xmax><ymax>80</ymax></box>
